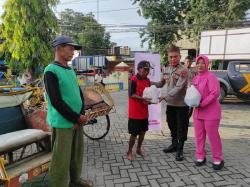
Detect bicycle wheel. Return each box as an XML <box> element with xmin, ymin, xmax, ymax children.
<box><xmin>83</xmin><ymin>115</ymin><xmax>110</xmax><ymax>140</ymax></box>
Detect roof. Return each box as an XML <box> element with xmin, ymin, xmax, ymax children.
<box><xmin>115</xmin><ymin>62</ymin><xmax>129</xmax><ymax>67</ymax></box>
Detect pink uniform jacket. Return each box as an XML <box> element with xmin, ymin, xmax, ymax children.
<box><xmin>192</xmin><ymin>55</ymin><xmax>221</xmax><ymax>120</ymax></box>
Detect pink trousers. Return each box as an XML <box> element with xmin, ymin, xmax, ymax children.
<box><xmin>193</xmin><ymin>119</ymin><xmax>223</xmax><ymax>162</ymax></box>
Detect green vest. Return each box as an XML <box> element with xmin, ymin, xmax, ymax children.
<box><xmin>44</xmin><ymin>63</ymin><xmax>82</xmax><ymax>128</ymax></box>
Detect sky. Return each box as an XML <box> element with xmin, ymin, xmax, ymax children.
<box><xmin>0</xmin><ymin>1</ymin><xmax>249</xmax><ymax>51</ymax></box>
<box><xmin>0</xmin><ymin>0</ymin><xmax>149</xmax><ymax>51</ymax></box>
<box><xmin>56</xmin><ymin>0</ymin><xmax>148</xmax><ymax>50</ymax></box>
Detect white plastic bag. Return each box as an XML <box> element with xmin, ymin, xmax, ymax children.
<box><xmin>143</xmin><ymin>85</ymin><xmax>159</xmax><ymax>104</ymax></box>
<box><xmin>184</xmin><ymin>85</ymin><xmax>201</xmax><ymax>107</ymax></box>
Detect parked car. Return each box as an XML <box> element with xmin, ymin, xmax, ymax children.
<box><xmin>211</xmin><ymin>61</ymin><xmax>250</xmax><ymax>102</ymax></box>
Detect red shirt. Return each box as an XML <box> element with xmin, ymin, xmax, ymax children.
<box><xmin>128</xmin><ymin>74</ymin><xmax>150</xmax><ymax>119</ymax></box>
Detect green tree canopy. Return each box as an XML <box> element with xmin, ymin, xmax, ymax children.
<box><xmin>60</xmin><ymin>9</ymin><xmax>111</xmax><ymax>55</ymax></box>
<box><xmin>0</xmin><ymin>0</ymin><xmax>59</xmax><ymax>76</ymax></box>
<box><xmin>133</xmin><ymin>0</ymin><xmax>250</xmax><ymax>62</ymax></box>
<box><xmin>186</xmin><ymin>0</ymin><xmax>250</xmax><ymax>40</ymax></box>
<box><xmin>132</xmin><ymin>0</ymin><xmax>188</xmax><ymax>61</ymax></box>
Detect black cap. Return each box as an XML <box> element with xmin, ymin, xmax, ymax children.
<box><xmin>137</xmin><ymin>60</ymin><xmax>154</xmax><ymax>69</ymax></box>
<box><xmin>52</xmin><ymin>35</ymin><xmax>82</xmax><ymax>50</ymax></box>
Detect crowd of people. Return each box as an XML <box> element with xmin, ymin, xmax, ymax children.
<box><xmin>43</xmin><ymin>35</ymin><xmax>224</xmax><ymax>187</ymax></box>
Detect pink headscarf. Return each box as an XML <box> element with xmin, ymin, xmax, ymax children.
<box><xmin>195</xmin><ymin>55</ymin><xmax>209</xmax><ymax>74</ymax></box>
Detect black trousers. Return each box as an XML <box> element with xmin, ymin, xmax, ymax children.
<box><xmin>166</xmin><ymin>105</ymin><xmax>189</xmax><ymax>142</ymax></box>
<box><xmin>187</xmin><ymin>107</ymin><xmax>193</xmax><ymax>120</ymax></box>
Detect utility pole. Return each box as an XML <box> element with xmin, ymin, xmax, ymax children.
<box><xmin>97</xmin><ymin>0</ymin><xmax>99</xmax><ymax>22</ymax></box>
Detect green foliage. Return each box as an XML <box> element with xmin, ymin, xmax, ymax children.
<box><xmin>0</xmin><ymin>0</ymin><xmax>59</xmax><ymax>76</ymax></box>
<box><xmin>132</xmin><ymin>0</ymin><xmax>188</xmax><ymax>62</ymax></box>
<box><xmin>60</xmin><ymin>9</ymin><xmax>111</xmax><ymax>55</ymax></box>
<box><xmin>133</xmin><ymin>0</ymin><xmax>250</xmax><ymax>64</ymax></box>
<box><xmin>186</xmin><ymin>0</ymin><xmax>250</xmax><ymax>40</ymax></box>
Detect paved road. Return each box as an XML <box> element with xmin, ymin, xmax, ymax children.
<box><xmin>83</xmin><ymin>91</ymin><xmax>250</xmax><ymax>187</ymax></box>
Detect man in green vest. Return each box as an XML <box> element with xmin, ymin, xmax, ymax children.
<box><xmin>44</xmin><ymin>35</ymin><xmax>93</xmax><ymax>187</ymax></box>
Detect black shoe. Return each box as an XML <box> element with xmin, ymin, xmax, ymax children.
<box><xmin>175</xmin><ymin>150</ymin><xmax>184</xmax><ymax>161</ymax></box>
<box><xmin>195</xmin><ymin>158</ymin><xmax>206</xmax><ymax>166</ymax></box>
<box><xmin>175</xmin><ymin>141</ymin><xmax>184</xmax><ymax>161</ymax></box>
<box><xmin>212</xmin><ymin>160</ymin><xmax>224</xmax><ymax>170</ymax></box>
<box><xmin>163</xmin><ymin>144</ymin><xmax>177</xmax><ymax>153</ymax></box>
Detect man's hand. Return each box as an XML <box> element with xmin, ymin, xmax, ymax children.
<box><xmin>180</xmin><ymin>69</ymin><xmax>188</xmax><ymax>78</ymax></box>
<box><xmin>77</xmin><ymin>115</ymin><xmax>89</xmax><ymax>126</ymax></box>
<box><xmin>74</xmin><ymin>123</ymin><xmax>81</xmax><ymax>130</ymax></box>
<box><xmin>163</xmin><ymin>73</ymin><xmax>169</xmax><ymax>81</ymax></box>
<box><xmin>142</xmin><ymin>97</ymin><xmax>152</xmax><ymax>105</ymax></box>
<box><xmin>158</xmin><ymin>96</ymin><xmax>167</xmax><ymax>102</ymax></box>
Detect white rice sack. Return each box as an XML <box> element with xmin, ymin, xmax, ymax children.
<box><xmin>184</xmin><ymin>85</ymin><xmax>201</xmax><ymax>107</ymax></box>
<box><xmin>143</xmin><ymin>85</ymin><xmax>159</xmax><ymax>104</ymax></box>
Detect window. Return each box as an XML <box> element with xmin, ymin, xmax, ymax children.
<box><xmin>235</xmin><ymin>64</ymin><xmax>250</xmax><ymax>73</ymax></box>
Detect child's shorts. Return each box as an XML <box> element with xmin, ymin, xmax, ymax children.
<box><xmin>128</xmin><ymin>118</ymin><xmax>148</xmax><ymax>136</ymax></box>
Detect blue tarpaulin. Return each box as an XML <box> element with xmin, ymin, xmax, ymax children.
<box><xmin>89</xmin><ymin>57</ymin><xmax>94</xmax><ymax>66</ymax></box>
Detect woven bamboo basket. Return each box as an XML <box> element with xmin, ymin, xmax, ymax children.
<box><xmin>82</xmin><ymin>83</ymin><xmax>115</xmax><ymax>121</ymax></box>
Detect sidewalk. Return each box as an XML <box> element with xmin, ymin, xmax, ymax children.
<box><xmin>83</xmin><ymin>91</ymin><xmax>250</xmax><ymax>187</ymax></box>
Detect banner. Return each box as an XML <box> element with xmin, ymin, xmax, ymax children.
<box><xmin>135</xmin><ymin>53</ymin><xmax>162</xmax><ymax>131</ymax></box>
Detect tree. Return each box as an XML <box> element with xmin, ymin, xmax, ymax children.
<box><xmin>132</xmin><ymin>0</ymin><xmax>188</xmax><ymax>62</ymax></box>
<box><xmin>186</xmin><ymin>0</ymin><xmax>250</xmax><ymax>40</ymax></box>
<box><xmin>0</xmin><ymin>0</ymin><xmax>59</xmax><ymax>77</ymax></box>
<box><xmin>60</xmin><ymin>9</ymin><xmax>111</xmax><ymax>56</ymax></box>
<box><xmin>133</xmin><ymin>0</ymin><xmax>250</xmax><ymax>63</ymax></box>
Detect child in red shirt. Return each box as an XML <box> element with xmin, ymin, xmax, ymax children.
<box><xmin>127</xmin><ymin>60</ymin><xmax>153</xmax><ymax>161</ymax></box>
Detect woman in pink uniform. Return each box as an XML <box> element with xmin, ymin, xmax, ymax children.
<box><xmin>192</xmin><ymin>55</ymin><xmax>224</xmax><ymax>170</ymax></box>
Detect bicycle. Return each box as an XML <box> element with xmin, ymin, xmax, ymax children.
<box><xmin>23</xmin><ymin>81</ymin><xmax>114</xmax><ymax>141</ymax></box>
<box><xmin>81</xmin><ymin>83</ymin><xmax>114</xmax><ymax>140</ymax></box>
<box><xmin>83</xmin><ymin>112</ymin><xmax>111</xmax><ymax>140</ymax></box>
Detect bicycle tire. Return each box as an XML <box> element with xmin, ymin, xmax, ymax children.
<box><xmin>83</xmin><ymin>115</ymin><xmax>110</xmax><ymax>140</ymax></box>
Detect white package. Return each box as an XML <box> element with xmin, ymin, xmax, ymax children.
<box><xmin>184</xmin><ymin>85</ymin><xmax>201</xmax><ymax>107</ymax></box>
<box><xmin>143</xmin><ymin>85</ymin><xmax>159</xmax><ymax>104</ymax></box>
